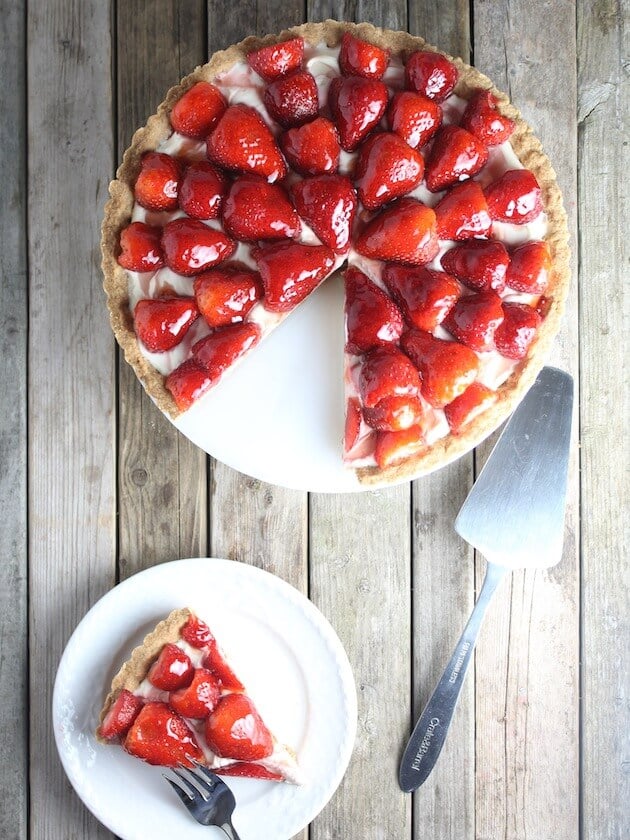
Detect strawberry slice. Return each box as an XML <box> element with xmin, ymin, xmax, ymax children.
<box><xmin>355</xmin><ymin>198</ymin><xmax>439</xmax><ymax>266</ymax></box>
<box><xmin>505</xmin><ymin>240</ymin><xmax>551</xmax><ymax>293</ymax></box>
<box><xmin>280</xmin><ymin>117</ymin><xmax>341</xmax><ymax>176</ymax></box>
<box><xmin>98</xmin><ymin>689</ymin><xmax>144</xmax><ymax>741</ymax></box>
<box><xmin>124</xmin><ymin>702</ymin><xmax>203</xmax><ymax>767</ymax></box>
<box><xmin>161</xmin><ymin>218</ymin><xmax>235</xmax><ymax>276</ymax></box>
<box><xmin>460</xmin><ymin>90</ymin><xmax>515</xmax><ymax>146</ymax></box>
<box><xmin>425</xmin><ymin>125</ymin><xmax>489</xmax><ymax>193</ymax></box>
<box><xmin>405</xmin><ymin>50</ymin><xmax>458</xmax><ymax>102</ymax></box>
<box><xmin>444</xmin><ymin>381</ymin><xmax>496</xmax><ymax>433</ymax></box>
<box><xmin>401</xmin><ymin>329</ymin><xmax>479</xmax><ymax>407</ymax></box>
<box><xmin>263</xmin><ymin>70</ymin><xmax>319</xmax><ymax>128</ymax></box>
<box><xmin>165</xmin><ymin>359</ymin><xmax>214</xmax><ymax>411</ymax></box>
<box><xmin>147</xmin><ymin>643</ymin><xmax>194</xmax><ymax>691</ymax></box>
<box><xmin>354</xmin><ymin>132</ymin><xmax>425</xmax><ymax>210</ymax></box>
<box><xmin>169</xmin><ymin>668</ymin><xmax>221</xmax><ymax>719</ymax></box>
<box><xmin>117</xmin><ymin>222</ymin><xmax>164</xmax><ymax>272</ymax></box>
<box><xmin>247</xmin><ymin>37</ymin><xmax>304</xmax><ymax>82</ymax></box>
<box><xmin>344</xmin><ymin>397</ymin><xmax>363</xmax><ymax>452</ymax></box>
<box><xmin>134</xmin><ymin>296</ymin><xmax>199</xmax><ymax>353</ymax></box>
<box><xmin>252</xmin><ymin>241</ymin><xmax>335</xmax><ymax>313</ymax></box>
<box><xmin>217</xmin><ymin>762</ymin><xmax>283</xmax><ymax>781</ymax></box>
<box><xmin>494</xmin><ymin>302</ymin><xmax>542</xmax><ymax>359</ymax></box>
<box><xmin>387</xmin><ymin>91</ymin><xmax>442</xmax><ymax>149</ymax></box>
<box><xmin>374</xmin><ymin>426</ymin><xmax>426</xmax><ymax>468</ymax></box>
<box><xmin>344</xmin><ymin>266</ymin><xmax>403</xmax><ymax>354</ymax></box>
<box><xmin>440</xmin><ymin>240</ymin><xmax>510</xmax><ymax>293</ymax></box>
<box><xmin>207</xmin><ymin>104</ymin><xmax>287</xmax><ymax>182</ymax></box>
<box><xmin>382</xmin><ymin>264</ymin><xmax>460</xmax><ymax>332</ymax></box>
<box><xmin>434</xmin><ymin>181</ymin><xmax>492</xmax><ymax>240</ymax></box>
<box><xmin>339</xmin><ymin>32</ymin><xmax>390</xmax><ymax>79</ymax></box>
<box><xmin>194</xmin><ymin>266</ymin><xmax>263</xmax><ymax>328</ymax></box>
<box><xmin>328</xmin><ymin>76</ymin><xmax>389</xmax><ymax>152</ymax></box>
<box><xmin>290</xmin><ymin>175</ymin><xmax>357</xmax><ymax>252</ymax></box>
<box><xmin>362</xmin><ymin>394</ymin><xmax>425</xmax><ymax>432</ymax></box>
<box><xmin>484</xmin><ymin>169</ymin><xmax>543</xmax><ymax>223</ymax></box>
<box><xmin>359</xmin><ymin>346</ymin><xmax>420</xmax><ymax>409</ymax></box>
<box><xmin>134</xmin><ymin>152</ymin><xmax>181</xmax><ymax>211</ymax></box>
<box><xmin>193</xmin><ymin>322</ymin><xmax>261</xmax><ymax>379</ymax></box>
<box><xmin>443</xmin><ymin>290</ymin><xmax>504</xmax><ymax>352</ymax></box>
<box><xmin>178</xmin><ymin>161</ymin><xmax>227</xmax><ymax>220</ymax></box>
<box><xmin>205</xmin><ymin>694</ymin><xmax>273</xmax><ymax>760</ymax></box>
<box><xmin>181</xmin><ymin>615</ymin><xmax>214</xmax><ymax>648</ymax></box>
<box><xmin>535</xmin><ymin>295</ymin><xmax>552</xmax><ymax>319</ymax></box>
<box><xmin>170</xmin><ymin>81</ymin><xmax>227</xmax><ymax>139</ymax></box>
<box><xmin>223</xmin><ymin>178</ymin><xmax>300</xmax><ymax>241</ymax></box>
<box><xmin>203</xmin><ymin>639</ymin><xmax>245</xmax><ymax>692</ymax></box>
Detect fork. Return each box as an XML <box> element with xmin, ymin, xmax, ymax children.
<box><xmin>164</xmin><ymin>762</ymin><xmax>242</xmax><ymax>839</ymax></box>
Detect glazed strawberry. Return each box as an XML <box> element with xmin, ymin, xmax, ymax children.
<box><xmin>290</xmin><ymin>175</ymin><xmax>357</xmax><ymax>252</ymax></box>
<box><xmin>161</xmin><ymin>218</ymin><xmax>235</xmax><ymax>275</ymax></box>
<box><xmin>181</xmin><ymin>615</ymin><xmax>214</xmax><ymax>648</ymax></box>
<box><xmin>148</xmin><ymin>642</ymin><xmax>194</xmax><ymax>691</ymax></box>
<box><xmin>263</xmin><ymin>70</ymin><xmax>319</xmax><ymax>128</ymax></box>
<box><xmin>205</xmin><ymin>694</ymin><xmax>273</xmax><ymax>760</ymax></box>
<box><xmin>387</xmin><ymin>91</ymin><xmax>442</xmax><ymax>149</ymax></box>
<box><xmin>246</xmin><ymin>37</ymin><xmax>304</xmax><ymax>82</ymax></box>
<box><xmin>344</xmin><ymin>397</ymin><xmax>363</xmax><ymax>452</ymax></box>
<box><xmin>382</xmin><ymin>264</ymin><xmax>460</xmax><ymax>332</ymax></box>
<box><xmin>193</xmin><ymin>322</ymin><xmax>261</xmax><ymax>379</ymax></box>
<box><xmin>355</xmin><ymin>198</ymin><xmax>439</xmax><ymax>266</ymax></box>
<box><xmin>425</xmin><ymin>125</ymin><xmax>489</xmax><ymax>192</ymax></box>
<box><xmin>339</xmin><ymin>32</ymin><xmax>390</xmax><ymax>79</ymax></box>
<box><xmin>117</xmin><ymin>222</ymin><xmax>164</xmax><ymax>272</ymax></box>
<box><xmin>98</xmin><ymin>689</ymin><xmax>143</xmax><ymax>741</ymax></box>
<box><xmin>535</xmin><ymin>295</ymin><xmax>552</xmax><ymax>319</ymax></box>
<box><xmin>494</xmin><ymin>302</ymin><xmax>542</xmax><ymax>359</ymax></box>
<box><xmin>222</xmin><ymin>178</ymin><xmax>300</xmax><ymax>241</ymax></box>
<box><xmin>362</xmin><ymin>394</ymin><xmax>425</xmax><ymax>432</ymax></box>
<box><xmin>505</xmin><ymin>240</ymin><xmax>551</xmax><ymax>293</ymax></box>
<box><xmin>134</xmin><ymin>296</ymin><xmax>199</xmax><ymax>353</ymax></box>
<box><xmin>443</xmin><ymin>290</ymin><xmax>504</xmax><ymax>352</ymax></box>
<box><xmin>252</xmin><ymin>241</ymin><xmax>335</xmax><ymax>313</ymax></box>
<box><xmin>134</xmin><ymin>152</ymin><xmax>181</xmax><ymax>211</ymax></box>
<box><xmin>440</xmin><ymin>240</ymin><xmax>510</xmax><ymax>293</ymax></box>
<box><xmin>170</xmin><ymin>81</ymin><xmax>227</xmax><ymax>139</ymax></box>
<box><xmin>178</xmin><ymin>161</ymin><xmax>227</xmax><ymax>220</ymax></box>
<box><xmin>354</xmin><ymin>132</ymin><xmax>425</xmax><ymax>210</ymax></box>
<box><xmin>124</xmin><ymin>702</ymin><xmax>203</xmax><ymax>767</ymax></box>
<box><xmin>401</xmin><ymin>329</ymin><xmax>479</xmax><ymax>407</ymax></box>
<box><xmin>328</xmin><ymin>76</ymin><xmax>389</xmax><ymax>152</ymax></box>
<box><xmin>484</xmin><ymin>169</ymin><xmax>543</xmax><ymax>223</ymax></box>
<box><xmin>405</xmin><ymin>50</ymin><xmax>458</xmax><ymax>102</ymax></box>
<box><xmin>165</xmin><ymin>358</ymin><xmax>213</xmax><ymax>411</ymax></box>
<box><xmin>203</xmin><ymin>639</ymin><xmax>245</xmax><ymax>692</ymax></box>
<box><xmin>358</xmin><ymin>346</ymin><xmax>420</xmax><ymax>408</ymax></box>
<box><xmin>374</xmin><ymin>426</ymin><xmax>425</xmax><ymax>468</ymax></box>
<box><xmin>218</xmin><ymin>763</ymin><xmax>283</xmax><ymax>781</ymax></box>
<box><xmin>434</xmin><ymin>181</ymin><xmax>492</xmax><ymax>240</ymax></box>
<box><xmin>194</xmin><ymin>266</ymin><xmax>263</xmax><ymax>328</ymax></box>
<box><xmin>444</xmin><ymin>381</ymin><xmax>496</xmax><ymax>433</ymax></box>
<box><xmin>460</xmin><ymin>90</ymin><xmax>515</xmax><ymax>146</ymax></box>
<box><xmin>169</xmin><ymin>668</ymin><xmax>221</xmax><ymax>719</ymax></box>
<box><xmin>207</xmin><ymin>104</ymin><xmax>287</xmax><ymax>182</ymax></box>
<box><xmin>344</xmin><ymin>267</ymin><xmax>404</xmax><ymax>354</ymax></box>
<box><xmin>280</xmin><ymin>117</ymin><xmax>341</xmax><ymax>175</ymax></box>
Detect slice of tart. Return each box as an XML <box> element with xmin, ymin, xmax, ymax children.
<box><xmin>97</xmin><ymin>608</ymin><xmax>302</xmax><ymax>783</ymax></box>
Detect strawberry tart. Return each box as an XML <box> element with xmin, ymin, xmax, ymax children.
<box><xmin>101</xmin><ymin>20</ymin><xmax>569</xmax><ymax>485</ymax></box>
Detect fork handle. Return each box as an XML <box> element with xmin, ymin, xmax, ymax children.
<box><xmin>220</xmin><ymin>820</ymin><xmax>241</xmax><ymax>840</ymax></box>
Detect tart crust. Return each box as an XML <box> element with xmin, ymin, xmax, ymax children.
<box><xmin>101</xmin><ymin>20</ymin><xmax>570</xmax><ymax>486</ymax></box>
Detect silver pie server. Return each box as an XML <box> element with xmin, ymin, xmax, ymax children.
<box><xmin>399</xmin><ymin>366</ymin><xmax>574</xmax><ymax>792</ymax></box>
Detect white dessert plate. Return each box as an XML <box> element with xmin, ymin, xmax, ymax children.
<box><xmin>53</xmin><ymin>557</ymin><xmax>357</xmax><ymax>840</ymax></box>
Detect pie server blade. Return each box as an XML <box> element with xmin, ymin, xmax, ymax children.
<box><xmin>399</xmin><ymin>366</ymin><xmax>573</xmax><ymax>792</ymax></box>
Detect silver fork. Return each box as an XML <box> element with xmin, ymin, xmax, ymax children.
<box><xmin>164</xmin><ymin>762</ymin><xmax>241</xmax><ymax>839</ymax></box>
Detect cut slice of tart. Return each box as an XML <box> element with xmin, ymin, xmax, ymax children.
<box><xmin>97</xmin><ymin>608</ymin><xmax>302</xmax><ymax>783</ymax></box>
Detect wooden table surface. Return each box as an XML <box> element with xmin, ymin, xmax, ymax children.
<box><xmin>2</xmin><ymin>1</ymin><xmax>627</xmax><ymax>838</ymax></box>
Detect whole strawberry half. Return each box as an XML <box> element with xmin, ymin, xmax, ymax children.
<box><xmin>382</xmin><ymin>264</ymin><xmax>460</xmax><ymax>332</ymax></box>
<box><xmin>387</xmin><ymin>91</ymin><xmax>442</xmax><ymax>149</ymax></box>
<box><xmin>247</xmin><ymin>37</ymin><xmax>304</xmax><ymax>82</ymax></box>
<box><xmin>117</xmin><ymin>222</ymin><xmax>164</xmax><ymax>272</ymax></box>
<box><xmin>161</xmin><ymin>218</ymin><xmax>235</xmax><ymax>275</ymax></box>
<box><xmin>484</xmin><ymin>169</ymin><xmax>543</xmax><ymax>223</ymax></box>
<box><xmin>205</xmin><ymin>693</ymin><xmax>273</xmax><ymax>760</ymax></box>
<box><xmin>344</xmin><ymin>266</ymin><xmax>404</xmax><ymax>354</ymax></box>
<box><xmin>147</xmin><ymin>643</ymin><xmax>194</xmax><ymax>691</ymax></box>
<box><xmin>444</xmin><ymin>381</ymin><xmax>496</xmax><ymax>433</ymax></box>
<box><xmin>505</xmin><ymin>240</ymin><xmax>551</xmax><ymax>293</ymax></box>
<box><xmin>460</xmin><ymin>90</ymin><xmax>515</xmax><ymax>146</ymax></box>
<box><xmin>328</xmin><ymin>75</ymin><xmax>389</xmax><ymax>152</ymax></box>
<box><xmin>134</xmin><ymin>152</ymin><xmax>181</xmax><ymax>211</ymax></box>
<box><xmin>263</xmin><ymin>69</ymin><xmax>319</xmax><ymax>128</ymax></box>
<box><xmin>443</xmin><ymin>290</ymin><xmax>504</xmax><ymax>352</ymax></box>
<box><xmin>98</xmin><ymin>689</ymin><xmax>144</xmax><ymax>741</ymax></box>
<box><xmin>425</xmin><ymin>125</ymin><xmax>489</xmax><ymax>193</ymax></box>
<box><xmin>374</xmin><ymin>426</ymin><xmax>426</xmax><ymax>469</ymax></box>
<box><xmin>202</xmin><ymin>639</ymin><xmax>245</xmax><ymax>692</ymax></box>
<box><xmin>355</xmin><ymin>198</ymin><xmax>439</xmax><ymax>266</ymax></box>
<box><xmin>165</xmin><ymin>358</ymin><xmax>214</xmax><ymax>411</ymax></box>
<box><xmin>339</xmin><ymin>31</ymin><xmax>390</xmax><ymax>79</ymax></box>
<box><xmin>252</xmin><ymin>241</ymin><xmax>335</xmax><ymax>313</ymax></box>
<box><xmin>178</xmin><ymin>161</ymin><xmax>227</xmax><ymax>220</ymax></box>
<box><xmin>362</xmin><ymin>394</ymin><xmax>425</xmax><ymax>432</ymax></box>
<box><xmin>290</xmin><ymin>175</ymin><xmax>357</xmax><ymax>252</ymax></box>
<box><xmin>169</xmin><ymin>668</ymin><xmax>222</xmax><ymax>719</ymax></box>
<box><xmin>207</xmin><ymin>104</ymin><xmax>287</xmax><ymax>182</ymax></box>
<box><xmin>440</xmin><ymin>239</ymin><xmax>510</xmax><ymax>293</ymax></box>
<box><xmin>170</xmin><ymin>81</ymin><xmax>227</xmax><ymax>139</ymax></box>
<box><xmin>124</xmin><ymin>702</ymin><xmax>203</xmax><ymax>767</ymax></box>
<box><xmin>433</xmin><ymin>181</ymin><xmax>492</xmax><ymax>240</ymax></box>
<box><xmin>401</xmin><ymin>328</ymin><xmax>479</xmax><ymax>407</ymax></box>
<box><xmin>222</xmin><ymin>178</ymin><xmax>300</xmax><ymax>241</ymax></box>
<box><xmin>494</xmin><ymin>302</ymin><xmax>542</xmax><ymax>359</ymax></box>
<box><xmin>359</xmin><ymin>345</ymin><xmax>420</xmax><ymax>408</ymax></box>
<box><xmin>354</xmin><ymin>132</ymin><xmax>425</xmax><ymax>210</ymax></box>
<box><xmin>405</xmin><ymin>50</ymin><xmax>458</xmax><ymax>102</ymax></box>
<box><xmin>181</xmin><ymin>615</ymin><xmax>214</xmax><ymax>648</ymax></box>
<box><xmin>193</xmin><ymin>322</ymin><xmax>262</xmax><ymax>380</ymax></box>
<box><xmin>280</xmin><ymin>116</ymin><xmax>341</xmax><ymax>176</ymax></box>
<box><xmin>194</xmin><ymin>266</ymin><xmax>263</xmax><ymax>328</ymax></box>
<box><xmin>134</xmin><ymin>296</ymin><xmax>199</xmax><ymax>353</ymax></box>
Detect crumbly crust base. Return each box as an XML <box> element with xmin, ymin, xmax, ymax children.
<box><xmin>101</xmin><ymin>20</ymin><xmax>570</xmax><ymax>487</ymax></box>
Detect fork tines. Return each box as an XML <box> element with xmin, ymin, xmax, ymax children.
<box><xmin>164</xmin><ymin>761</ymin><xmax>222</xmax><ymax>803</ymax></box>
